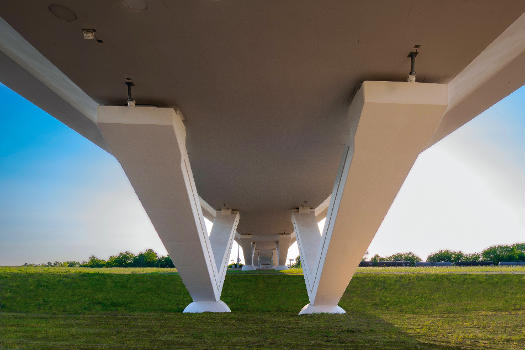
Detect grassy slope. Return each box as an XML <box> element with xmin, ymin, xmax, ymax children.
<box><xmin>3</xmin><ymin>265</ymin><xmax>523</xmax><ymax>274</ymax></box>
<box><xmin>0</xmin><ymin>267</ymin><xmax>523</xmax><ymax>350</ymax></box>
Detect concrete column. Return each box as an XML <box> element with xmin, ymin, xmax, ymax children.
<box><xmin>209</xmin><ymin>208</ymin><xmax>240</xmax><ymax>293</ymax></box>
<box><xmin>98</xmin><ymin>106</ymin><xmax>239</xmax><ymax>313</ymax></box>
<box><xmin>292</xmin><ymin>81</ymin><xmax>448</xmax><ymax>314</ymax></box>
<box><xmin>241</xmin><ymin>243</ymin><xmax>253</xmax><ymax>266</ymax></box>
<box><xmin>291</xmin><ymin>207</ymin><xmax>321</xmax><ymax>293</ymax></box>
<box><xmin>253</xmin><ymin>250</ymin><xmax>260</xmax><ymax>268</ymax></box>
<box><xmin>272</xmin><ymin>248</ymin><xmax>279</xmax><ymax>267</ymax></box>
<box><xmin>239</xmin><ymin>240</ymin><xmax>256</xmax><ymax>271</ymax></box>
<box><xmin>275</xmin><ymin>236</ymin><xmax>291</xmax><ymax>270</ymax></box>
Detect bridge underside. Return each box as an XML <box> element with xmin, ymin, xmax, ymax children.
<box><xmin>0</xmin><ymin>2</ymin><xmax>523</xmax><ymax>313</ymax></box>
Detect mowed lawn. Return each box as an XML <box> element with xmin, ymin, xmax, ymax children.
<box><xmin>0</xmin><ymin>267</ymin><xmax>523</xmax><ymax>349</ymax></box>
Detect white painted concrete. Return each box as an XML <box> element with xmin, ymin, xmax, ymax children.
<box><xmin>253</xmin><ymin>250</ymin><xmax>259</xmax><ymax>267</ymax></box>
<box><xmin>299</xmin><ymin>304</ymin><xmax>346</xmax><ymax>315</ymax></box>
<box><xmin>314</xmin><ymin>195</ymin><xmax>332</xmax><ymax>221</ymax></box>
<box><xmin>0</xmin><ymin>17</ymin><xmax>106</xmax><ymax>149</ymax></box>
<box><xmin>272</xmin><ymin>249</ymin><xmax>279</xmax><ymax>266</ymax></box>
<box><xmin>97</xmin><ymin>106</ymin><xmax>236</xmax><ymax>312</ymax></box>
<box><xmin>431</xmin><ymin>14</ymin><xmax>525</xmax><ymax>145</ymax></box>
<box><xmin>0</xmin><ymin>17</ymin><xmax>98</xmax><ymax>122</ymax></box>
<box><xmin>277</xmin><ymin>235</ymin><xmax>293</xmax><ymax>267</ymax></box>
<box><xmin>200</xmin><ymin>197</ymin><xmax>217</xmax><ymax>223</ymax></box>
<box><xmin>183</xmin><ymin>300</ymin><xmax>231</xmax><ymax>313</ymax></box>
<box><xmin>237</xmin><ymin>238</ymin><xmax>254</xmax><ymax>266</ymax></box>
<box><xmin>291</xmin><ymin>208</ymin><xmax>321</xmax><ymax>299</ymax></box>
<box><xmin>293</xmin><ymin>81</ymin><xmax>448</xmax><ymax>313</ymax></box>
<box><xmin>209</xmin><ymin>208</ymin><xmax>240</xmax><ymax>294</ymax></box>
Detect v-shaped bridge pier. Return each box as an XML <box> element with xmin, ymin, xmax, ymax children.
<box><xmin>292</xmin><ymin>81</ymin><xmax>448</xmax><ymax>314</ymax></box>
<box><xmin>98</xmin><ymin>106</ymin><xmax>239</xmax><ymax>313</ymax></box>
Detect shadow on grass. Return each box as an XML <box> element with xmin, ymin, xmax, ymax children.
<box><xmin>0</xmin><ymin>310</ymin><xmax>468</xmax><ymax>350</ymax></box>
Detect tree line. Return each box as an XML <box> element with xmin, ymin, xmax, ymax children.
<box><xmin>24</xmin><ymin>249</ymin><xmax>175</xmax><ymax>268</ymax></box>
<box><xmin>367</xmin><ymin>243</ymin><xmax>525</xmax><ymax>266</ymax></box>
<box><xmin>25</xmin><ymin>243</ymin><xmax>525</xmax><ymax>268</ymax></box>
<box><xmin>426</xmin><ymin>243</ymin><xmax>525</xmax><ymax>264</ymax></box>
<box><xmin>291</xmin><ymin>243</ymin><xmax>525</xmax><ymax>267</ymax></box>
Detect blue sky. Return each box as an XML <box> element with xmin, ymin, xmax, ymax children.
<box><xmin>0</xmin><ymin>83</ymin><xmax>523</xmax><ymax>265</ymax></box>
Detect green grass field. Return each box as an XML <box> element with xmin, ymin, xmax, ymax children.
<box><xmin>0</xmin><ymin>266</ymin><xmax>523</xmax><ymax>349</ymax></box>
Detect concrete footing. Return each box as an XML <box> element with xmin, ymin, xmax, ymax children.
<box><xmin>274</xmin><ymin>265</ymin><xmax>289</xmax><ymax>270</ymax></box>
<box><xmin>298</xmin><ymin>304</ymin><xmax>346</xmax><ymax>315</ymax></box>
<box><xmin>183</xmin><ymin>300</ymin><xmax>231</xmax><ymax>313</ymax></box>
<box><xmin>241</xmin><ymin>265</ymin><xmax>256</xmax><ymax>271</ymax></box>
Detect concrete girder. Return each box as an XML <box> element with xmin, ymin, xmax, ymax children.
<box><xmin>292</xmin><ymin>81</ymin><xmax>448</xmax><ymax>314</ymax></box>
<box><xmin>430</xmin><ymin>14</ymin><xmax>525</xmax><ymax>146</ymax></box>
<box><xmin>97</xmin><ymin>106</ymin><xmax>239</xmax><ymax>313</ymax></box>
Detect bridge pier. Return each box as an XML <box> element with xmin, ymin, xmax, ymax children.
<box><xmin>292</xmin><ymin>81</ymin><xmax>448</xmax><ymax>314</ymax></box>
<box><xmin>98</xmin><ymin>106</ymin><xmax>239</xmax><ymax>313</ymax></box>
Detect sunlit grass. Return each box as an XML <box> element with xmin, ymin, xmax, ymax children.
<box><xmin>0</xmin><ymin>266</ymin><xmax>179</xmax><ymax>274</ymax></box>
<box><xmin>0</xmin><ymin>266</ymin><xmax>523</xmax><ymax>349</ymax></box>
<box><xmin>2</xmin><ymin>265</ymin><xmax>522</xmax><ymax>275</ymax></box>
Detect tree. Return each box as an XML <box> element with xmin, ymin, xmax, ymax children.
<box><xmin>459</xmin><ymin>253</ymin><xmax>481</xmax><ymax>263</ymax></box>
<box><xmin>386</xmin><ymin>252</ymin><xmax>422</xmax><ymax>266</ymax></box>
<box><xmin>106</xmin><ymin>251</ymin><xmax>135</xmax><ymax>267</ymax></box>
<box><xmin>371</xmin><ymin>254</ymin><xmax>383</xmax><ymax>263</ymax></box>
<box><xmin>427</xmin><ymin>250</ymin><xmax>464</xmax><ymax>263</ymax></box>
<box><xmin>292</xmin><ymin>256</ymin><xmax>301</xmax><ymax>268</ymax></box>
<box><xmin>83</xmin><ymin>255</ymin><xmax>106</xmax><ymax>268</ymax></box>
<box><xmin>157</xmin><ymin>256</ymin><xmax>175</xmax><ymax>268</ymax></box>
<box><xmin>133</xmin><ymin>249</ymin><xmax>159</xmax><ymax>267</ymax></box>
<box><xmin>482</xmin><ymin>243</ymin><xmax>525</xmax><ymax>264</ymax></box>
